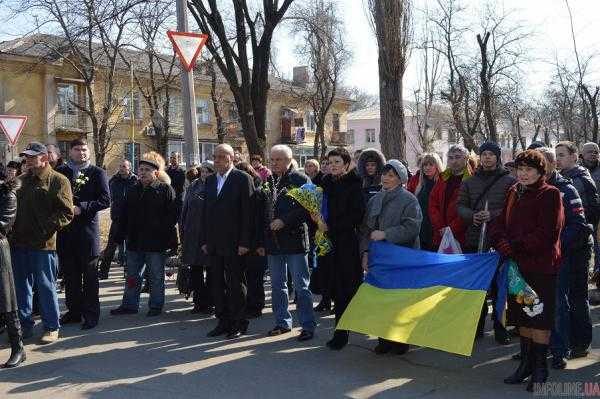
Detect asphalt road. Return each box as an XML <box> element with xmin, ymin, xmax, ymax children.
<box><xmin>1</xmin><ymin>266</ymin><xmax>598</xmax><ymax>398</ymax></box>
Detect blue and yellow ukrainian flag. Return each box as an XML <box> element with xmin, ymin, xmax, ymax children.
<box><xmin>337</xmin><ymin>241</ymin><xmax>500</xmax><ymax>356</ymax></box>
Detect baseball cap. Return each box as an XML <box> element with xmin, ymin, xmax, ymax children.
<box><xmin>19</xmin><ymin>142</ymin><xmax>48</xmax><ymax>157</ymax></box>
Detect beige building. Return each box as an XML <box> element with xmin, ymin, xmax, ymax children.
<box><xmin>0</xmin><ymin>34</ymin><xmax>352</xmax><ymax>174</ymax></box>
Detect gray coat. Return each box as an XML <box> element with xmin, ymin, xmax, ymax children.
<box><xmin>180</xmin><ymin>179</ymin><xmax>206</xmax><ymax>266</ymax></box>
<box><xmin>457</xmin><ymin>167</ymin><xmax>515</xmax><ymax>252</ymax></box>
<box><xmin>361</xmin><ymin>185</ymin><xmax>422</xmax><ymax>253</ymax></box>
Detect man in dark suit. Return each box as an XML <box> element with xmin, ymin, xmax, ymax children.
<box><xmin>56</xmin><ymin>138</ymin><xmax>110</xmax><ymax>330</ymax></box>
<box><xmin>201</xmin><ymin>144</ymin><xmax>254</xmax><ymax>339</ymax></box>
<box><xmin>166</xmin><ymin>152</ymin><xmax>186</xmax><ymax>219</ymax></box>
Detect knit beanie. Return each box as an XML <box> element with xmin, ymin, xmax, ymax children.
<box><xmin>384</xmin><ymin>159</ymin><xmax>408</xmax><ymax>184</ymax></box>
<box><xmin>479</xmin><ymin>141</ymin><xmax>501</xmax><ymax>161</ymax></box>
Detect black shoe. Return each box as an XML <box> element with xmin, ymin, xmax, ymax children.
<box><xmin>110</xmin><ymin>307</ymin><xmax>138</xmax><ymax>316</ymax></box>
<box><xmin>226</xmin><ymin>321</ymin><xmax>248</xmax><ymax>339</ymax></box>
<box><xmin>314</xmin><ymin>301</ymin><xmax>332</xmax><ymax>312</ymax></box>
<box><xmin>526</xmin><ymin>343</ymin><xmax>549</xmax><ymax>392</ymax></box>
<box><xmin>226</xmin><ymin>329</ymin><xmax>244</xmax><ymax>339</ymax></box>
<box><xmin>504</xmin><ymin>337</ymin><xmax>532</xmax><ymax>384</ymax></box>
<box><xmin>512</xmin><ymin>353</ymin><xmax>522</xmax><ymax>361</ymax></box>
<box><xmin>374</xmin><ymin>338</ymin><xmax>394</xmax><ymax>355</ymax></box>
<box><xmin>81</xmin><ymin>320</ymin><xmax>98</xmax><ymax>330</ymax></box>
<box><xmin>268</xmin><ymin>326</ymin><xmax>291</xmax><ymax>336</ymax></box>
<box><xmin>297</xmin><ymin>330</ymin><xmax>314</xmax><ymax>342</ymax></box>
<box><xmin>551</xmin><ymin>355</ymin><xmax>567</xmax><ymax>370</ymax></box>
<box><xmin>207</xmin><ymin>323</ymin><xmax>230</xmax><ymax>337</ymax></box>
<box><xmin>190</xmin><ymin>305</ymin><xmax>202</xmax><ymax>314</ymax></box>
<box><xmin>60</xmin><ymin>312</ymin><xmax>82</xmax><ymax>325</ymax></box>
<box><xmin>568</xmin><ymin>348</ymin><xmax>589</xmax><ymax>359</ymax></box>
<box><xmin>326</xmin><ymin>330</ymin><xmax>349</xmax><ymax>351</ymax></box>
<box><xmin>146</xmin><ymin>309</ymin><xmax>161</xmax><ymax>317</ymax></box>
<box><xmin>494</xmin><ymin>325</ymin><xmax>511</xmax><ymax>346</ymax></box>
<box><xmin>391</xmin><ymin>342</ymin><xmax>410</xmax><ymax>355</ymax></box>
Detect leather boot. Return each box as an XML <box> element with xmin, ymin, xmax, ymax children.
<box><xmin>3</xmin><ymin>311</ymin><xmax>26</xmax><ymax>368</ymax></box>
<box><xmin>526</xmin><ymin>342</ymin><xmax>549</xmax><ymax>392</ymax></box>
<box><xmin>504</xmin><ymin>336</ymin><xmax>532</xmax><ymax>384</ymax></box>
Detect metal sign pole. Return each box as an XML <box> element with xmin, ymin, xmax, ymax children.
<box><xmin>176</xmin><ymin>0</ymin><xmax>200</xmax><ymax>167</ymax></box>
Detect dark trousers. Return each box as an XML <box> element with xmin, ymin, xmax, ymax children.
<box><xmin>568</xmin><ymin>245</ymin><xmax>593</xmax><ymax>350</ymax></box>
<box><xmin>245</xmin><ymin>255</ymin><xmax>267</xmax><ymax>313</ymax></box>
<box><xmin>191</xmin><ymin>264</ymin><xmax>212</xmax><ymax>308</ymax></box>
<box><xmin>99</xmin><ymin>223</ymin><xmax>125</xmax><ymax>275</ymax></box>
<box><xmin>477</xmin><ymin>268</ymin><xmax>504</xmax><ymax>333</ymax></box>
<box><xmin>62</xmin><ymin>254</ymin><xmax>100</xmax><ymax>323</ymax></box>
<box><xmin>208</xmin><ymin>255</ymin><xmax>247</xmax><ymax>327</ymax></box>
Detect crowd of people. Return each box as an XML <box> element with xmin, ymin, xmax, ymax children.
<box><xmin>0</xmin><ymin>137</ymin><xmax>597</xmax><ymax>394</ymax></box>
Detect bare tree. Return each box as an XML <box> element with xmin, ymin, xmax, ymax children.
<box><xmin>343</xmin><ymin>86</ymin><xmax>379</xmax><ymax>112</ymax></box>
<box><xmin>119</xmin><ymin>0</ymin><xmax>178</xmax><ymax>157</ymax></box>
<box><xmin>564</xmin><ymin>0</ymin><xmax>599</xmax><ymax>143</ymax></box>
<box><xmin>367</xmin><ymin>0</ymin><xmax>413</xmax><ymax>160</ymax></box>
<box><xmin>188</xmin><ymin>0</ymin><xmax>295</xmax><ymax>156</ymax></box>
<box><xmin>203</xmin><ymin>57</ymin><xmax>227</xmax><ymax>144</ymax></box>
<box><xmin>289</xmin><ymin>0</ymin><xmax>350</xmax><ymax>159</ymax></box>
<box><xmin>412</xmin><ymin>6</ymin><xmax>442</xmax><ymax>153</ymax></box>
<box><xmin>13</xmin><ymin>0</ymin><xmax>139</xmax><ymax>167</ymax></box>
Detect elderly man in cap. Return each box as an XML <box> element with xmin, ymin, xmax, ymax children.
<box><xmin>111</xmin><ymin>152</ymin><xmax>178</xmax><ymax>317</ymax></box>
<box><xmin>10</xmin><ymin>142</ymin><xmax>74</xmax><ymax>344</ymax></box>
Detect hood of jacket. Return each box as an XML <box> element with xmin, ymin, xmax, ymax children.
<box><xmin>357</xmin><ymin>148</ymin><xmax>386</xmax><ymax>187</ymax></box>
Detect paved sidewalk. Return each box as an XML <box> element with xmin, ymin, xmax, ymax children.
<box><xmin>1</xmin><ymin>267</ymin><xmax>598</xmax><ymax>399</ymax></box>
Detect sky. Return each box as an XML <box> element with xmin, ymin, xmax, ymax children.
<box><xmin>0</xmin><ymin>0</ymin><xmax>598</xmax><ymax>100</ymax></box>
<box><xmin>274</xmin><ymin>0</ymin><xmax>600</xmax><ymax>98</ymax></box>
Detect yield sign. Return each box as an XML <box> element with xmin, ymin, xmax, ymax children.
<box><xmin>167</xmin><ymin>31</ymin><xmax>208</xmax><ymax>72</ymax></box>
<box><xmin>0</xmin><ymin>115</ymin><xmax>27</xmax><ymax>146</ymax></box>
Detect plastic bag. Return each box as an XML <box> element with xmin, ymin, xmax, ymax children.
<box><xmin>437</xmin><ymin>227</ymin><xmax>462</xmax><ymax>254</ymax></box>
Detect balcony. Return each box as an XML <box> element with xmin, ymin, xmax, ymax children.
<box><xmin>53</xmin><ymin>113</ymin><xmax>88</xmax><ymax>133</ymax></box>
<box><xmin>330</xmin><ymin>131</ymin><xmax>348</xmax><ymax>146</ymax></box>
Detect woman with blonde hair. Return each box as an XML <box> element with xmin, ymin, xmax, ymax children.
<box><xmin>406</xmin><ymin>153</ymin><xmax>443</xmax><ymax>250</ymax></box>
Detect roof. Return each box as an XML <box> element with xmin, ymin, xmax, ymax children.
<box><xmin>0</xmin><ymin>33</ymin><xmax>351</xmax><ymax>101</ymax></box>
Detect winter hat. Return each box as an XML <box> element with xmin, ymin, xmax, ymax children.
<box><xmin>201</xmin><ymin>160</ymin><xmax>215</xmax><ymax>172</ymax></box>
<box><xmin>479</xmin><ymin>141</ymin><xmax>501</xmax><ymax>161</ymax></box>
<box><xmin>527</xmin><ymin>141</ymin><xmax>546</xmax><ymax>150</ymax></box>
<box><xmin>383</xmin><ymin>159</ymin><xmax>408</xmax><ymax>184</ymax></box>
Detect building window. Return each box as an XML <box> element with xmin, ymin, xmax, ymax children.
<box><xmin>366</xmin><ymin>128</ymin><xmax>376</xmax><ymax>143</ymax></box>
<box><xmin>57</xmin><ymin>141</ymin><xmax>70</xmax><ymax>158</ymax></box>
<box><xmin>196</xmin><ymin>98</ymin><xmax>210</xmax><ymax>124</ymax></box>
<box><xmin>332</xmin><ymin>113</ymin><xmax>340</xmax><ymax>132</ymax></box>
<box><xmin>200</xmin><ymin>142</ymin><xmax>217</xmax><ymax>162</ymax></box>
<box><xmin>228</xmin><ymin>103</ymin><xmax>239</xmax><ymax>122</ymax></box>
<box><xmin>123</xmin><ymin>92</ymin><xmax>142</xmax><ymax>120</ymax></box>
<box><xmin>294</xmin><ymin>146</ymin><xmax>314</xmax><ymax>168</ymax></box>
<box><xmin>347</xmin><ymin>129</ymin><xmax>355</xmax><ymax>145</ymax></box>
<box><xmin>57</xmin><ymin>83</ymin><xmax>78</xmax><ymax>115</ymax></box>
<box><xmin>124</xmin><ymin>142</ymin><xmax>141</xmax><ymax>170</ymax></box>
<box><xmin>306</xmin><ymin>111</ymin><xmax>316</xmax><ymax>131</ymax></box>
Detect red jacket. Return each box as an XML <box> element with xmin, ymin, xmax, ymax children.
<box><xmin>428</xmin><ymin>169</ymin><xmax>471</xmax><ymax>249</ymax></box>
<box><xmin>407</xmin><ymin>172</ymin><xmax>419</xmax><ymax>194</ymax></box>
<box><xmin>490</xmin><ymin>179</ymin><xmax>564</xmax><ymax>275</ymax></box>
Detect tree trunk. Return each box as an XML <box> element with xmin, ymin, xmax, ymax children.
<box><xmin>477</xmin><ymin>32</ymin><xmax>497</xmax><ymax>143</ymax></box>
<box><xmin>315</xmin><ymin>117</ymin><xmax>327</xmax><ymax>160</ymax></box>
<box><xmin>582</xmin><ymin>85</ymin><xmax>599</xmax><ymax>143</ymax></box>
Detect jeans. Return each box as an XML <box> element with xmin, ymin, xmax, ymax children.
<box><xmin>121</xmin><ymin>251</ymin><xmax>167</xmax><ymax>311</ymax></box>
<box><xmin>551</xmin><ymin>258</ymin><xmax>570</xmax><ymax>358</ymax></box>
<box><xmin>268</xmin><ymin>253</ymin><xmax>316</xmax><ymax>332</ymax></box>
<box><xmin>11</xmin><ymin>248</ymin><xmax>60</xmax><ymax>331</ymax></box>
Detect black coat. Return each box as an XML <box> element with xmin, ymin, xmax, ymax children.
<box><xmin>250</xmin><ymin>176</ymin><xmax>266</xmax><ymax>251</ymax></box>
<box><xmin>56</xmin><ymin>164</ymin><xmax>110</xmax><ymax>258</ymax></box>
<box><xmin>0</xmin><ymin>180</ymin><xmax>18</xmax><ymax>313</ymax></box>
<box><xmin>109</xmin><ymin>173</ymin><xmax>138</xmax><ymax>221</ymax></box>
<box><xmin>120</xmin><ymin>180</ymin><xmax>178</xmax><ymax>252</ymax></box>
<box><xmin>263</xmin><ymin>168</ymin><xmax>310</xmax><ymax>255</ymax></box>
<box><xmin>321</xmin><ymin>168</ymin><xmax>365</xmax><ymax>298</ymax></box>
<box><xmin>166</xmin><ymin>166</ymin><xmax>186</xmax><ymax>200</ymax></box>
<box><xmin>200</xmin><ymin>168</ymin><xmax>254</xmax><ymax>256</ymax></box>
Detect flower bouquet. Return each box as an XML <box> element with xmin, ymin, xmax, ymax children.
<box><xmin>507</xmin><ymin>260</ymin><xmax>543</xmax><ymax>317</ymax></box>
<box><xmin>286</xmin><ymin>183</ymin><xmax>332</xmax><ymax>256</ymax></box>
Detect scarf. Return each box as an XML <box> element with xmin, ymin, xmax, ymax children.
<box><xmin>66</xmin><ymin>159</ymin><xmax>91</xmax><ymax>177</ymax></box>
